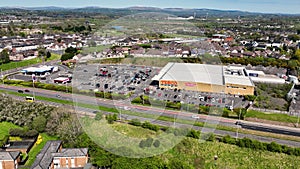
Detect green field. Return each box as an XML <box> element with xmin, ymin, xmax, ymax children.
<box><xmin>0</xmin><ymin>53</ymin><xmax>60</xmax><ymax>71</ymax></box>
<box><xmin>81</xmin><ymin>45</ymin><xmax>111</xmax><ymax>54</ymax></box>
<box><xmin>96</xmin><ymin>122</ymin><xmax>300</xmax><ymax>169</ymax></box>
<box><xmin>166</xmin><ymin>138</ymin><xmax>300</xmax><ymax>169</ymax></box>
<box><xmin>246</xmin><ymin>110</ymin><xmax>299</xmax><ymax>124</ymax></box>
<box><xmin>0</xmin><ymin>122</ymin><xmax>22</xmax><ymax>140</ymax></box>
<box><xmin>111</xmin><ymin>123</ymin><xmax>161</xmax><ymax>138</ymax></box>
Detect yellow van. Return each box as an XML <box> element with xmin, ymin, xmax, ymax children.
<box><xmin>25</xmin><ymin>96</ymin><xmax>35</xmax><ymax>102</ymax></box>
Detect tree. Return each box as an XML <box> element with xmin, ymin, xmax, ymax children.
<box><xmin>233</xmin><ymin>108</ymin><xmax>247</xmax><ymax>120</ymax></box>
<box><xmin>31</xmin><ymin>116</ymin><xmax>47</xmax><ymax>132</ymax></box>
<box><xmin>57</xmin><ymin>38</ymin><xmax>62</xmax><ymax>43</ymax></box>
<box><xmin>65</xmin><ymin>46</ymin><xmax>78</xmax><ymax>54</ymax></box>
<box><xmin>106</xmin><ymin>114</ymin><xmax>117</xmax><ymax>124</ymax></box>
<box><xmin>57</xmin><ymin>115</ymin><xmax>82</xmax><ymax>147</ymax></box>
<box><xmin>0</xmin><ymin>49</ymin><xmax>10</xmax><ymax>64</ymax></box>
<box><xmin>46</xmin><ymin>51</ymin><xmax>51</xmax><ymax>59</ymax></box>
<box><xmin>37</xmin><ymin>46</ymin><xmax>46</xmax><ymax>63</ymax></box>
<box><xmin>60</xmin><ymin>53</ymin><xmax>74</xmax><ymax>61</ymax></box>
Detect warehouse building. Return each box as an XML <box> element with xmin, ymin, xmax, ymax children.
<box><xmin>152</xmin><ymin>63</ymin><xmax>255</xmax><ymax>95</ymax></box>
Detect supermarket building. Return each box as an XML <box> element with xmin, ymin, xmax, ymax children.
<box><xmin>152</xmin><ymin>63</ymin><xmax>255</xmax><ymax>95</ymax></box>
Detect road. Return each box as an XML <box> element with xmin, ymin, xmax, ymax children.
<box><xmin>36</xmin><ymin>102</ymin><xmax>300</xmax><ymax>147</ymax></box>
<box><xmin>1</xmin><ymin>84</ymin><xmax>300</xmax><ymax>146</ymax></box>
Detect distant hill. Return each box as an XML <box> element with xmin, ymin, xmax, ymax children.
<box><xmin>0</xmin><ymin>6</ymin><xmax>297</xmax><ymax>17</ymax></box>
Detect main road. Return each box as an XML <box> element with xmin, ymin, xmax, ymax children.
<box><xmin>1</xmin><ymin>84</ymin><xmax>300</xmax><ymax>144</ymax></box>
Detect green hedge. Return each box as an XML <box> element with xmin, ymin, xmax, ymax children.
<box><xmin>3</xmin><ymin>80</ymin><xmax>126</xmax><ymax>100</ymax></box>
<box><xmin>219</xmin><ymin>135</ymin><xmax>300</xmax><ymax>156</ymax></box>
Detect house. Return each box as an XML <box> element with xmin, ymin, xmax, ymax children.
<box><xmin>31</xmin><ymin>140</ymin><xmax>88</xmax><ymax>169</ymax></box>
<box><xmin>0</xmin><ymin>151</ymin><xmax>21</xmax><ymax>169</ymax></box>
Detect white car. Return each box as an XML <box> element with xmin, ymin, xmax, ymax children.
<box><xmin>124</xmin><ymin>106</ymin><xmax>131</xmax><ymax>110</ymax></box>
<box><xmin>191</xmin><ymin>115</ymin><xmax>200</xmax><ymax>119</ymax></box>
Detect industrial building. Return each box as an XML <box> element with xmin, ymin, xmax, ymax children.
<box><xmin>152</xmin><ymin>63</ymin><xmax>255</xmax><ymax>95</ymax></box>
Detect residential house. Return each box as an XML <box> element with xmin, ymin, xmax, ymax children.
<box><xmin>0</xmin><ymin>151</ymin><xmax>21</xmax><ymax>169</ymax></box>
<box><xmin>31</xmin><ymin>141</ymin><xmax>88</xmax><ymax>169</ymax></box>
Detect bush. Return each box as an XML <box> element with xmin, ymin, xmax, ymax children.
<box><xmin>153</xmin><ymin>140</ymin><xmax>160</xmax><ymax>148</ymax></box>
<box><xmin>145</xmin><ymin>137</ymin><xmax>154</xmax><ymax>147</ymax></box>
<box><xmin>94</xmin><ymin>112</ymin><xmax>103</xmax><ymax>121</ymax></box>
<box><xmin>141</xmin><ymin>121</ymin><xmax>159</xmax><ymax>132</ymax></box>
<box><xmin>221</xmin><ymin>135</ymin><xmax>236</xmax><ymax>144</ymax></box>
<box><xmin>202</xmin><ymin>133</ymin><xmax>216</xmax><ymax>141</ymax></box>
<box><xmin>139</xmin><ymin>138</ymin><xmax>154</xmax><ymax>148</ymax></box>
<box><xmin>0</xmin><ymin>135</ymin><xmax>9</xmax><ymax>147</ymax></box>
<box><xmin>9</xmin><ymin>128</ymin><xmax>24</xmax><ymax>136</ymax></box>
<box><xmin>139</xmin><ymin>140</ymin><xmax>147</xmax><ymax>148</ymax></box>
<box><xmin>187</xmin><ymin>129</ymin><xmax>200</xmax><ymax>139</ymax></box>
<box><xmin>233</xmin><ymin>108</ymin><xmax>247</xmax><ymax>120</ymax></box>
<box><xmin>129</xmin><ymin>119</ymin><xmax>142</xmax><ymax>126</ymax></box>
<box><xmin>106</xmin><ymin>114</ymin><xmax>118</xmax><ymax>124</ymax></box>
<box><xmin>173</xmin><ymin>128</ymin><xmax>189</xmax><ymax>136</ymax></box>
<box><xmin>222</xmin><ymin>108</ymin><xmax>231</xmax><ymax>117</ymax></box>
<box><xmin>267</xmin><ymin>142</ymin><xmax>282</xmax><ymax>153</ymax></box>
<box><xmin>244</xmin><ymin>95</ymin><xmax>256</xmax><ymax>101</ymax></box>
<box><xmin>9</xmin><ymin>128</ymin><xmax>38</xmax><ymax>138</ymax></box>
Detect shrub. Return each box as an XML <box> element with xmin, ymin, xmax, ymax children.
<box><xmin>173</xmin><ymin>128</ymin><xmax>189</xmax><ymax>136</ymax></box>
<box><xmin>187</xmin><ymin>129</ymin><xmax>200</xmax><ymax>139</ymax></box>
<box><xmin>94</xmin><ymin>112</ymin><xmax>103</xmax><ymax>121</ymax></box>
<box><xmin>9</xmin><ymin>128</ymin><xmax>24</xmax><ymax>136</ymax></box>
<box><xmin>145</xmin><ymin>137</ymin><xmax>154</xmax><ymax>147</ymax></box>
<box><xmin>139</xmin><ymin>140</ymin><xmax>146</xmax><ymax>148</ymax></box>
<box><xmin>106</xmin><ymin>114</ymin><xmax>118</xmax><ymax>124</ymax></box>
<box><xmin>0</xmin><ymin>135</ymin><xmax>9</xmax><ymax>147</ymax></box>
<box><xmin>222</xmin><ymin>108</ymin><xmax>231</xmax><ymax>117</ymax></box>
<box><xmin>221</xmin><ymin>135</ymin><xmax>236</xmax><ymax>144</ymax></box>
<box><xmin>267</xmin><ymin>142</ymin><xmax>282</xmax><ymax>153</ymax></box>
<box><xmin>141</xmin><ymin>121</ymin><xmax>159</xmax><ymax>132</ymax></box>
<box><xmin>153</xmin><ymin>140</ymin><xmax>160</xmax><ymax>148</ymax></box>
<box><xmin>244</xmin><ymin>95</ymin><xmax>256</xmax><ymax>101</ymax></box>
<box><xmin>129</xmin><ymin>119</ymin><xmax>142</xmax><ymax>126</ymax></box>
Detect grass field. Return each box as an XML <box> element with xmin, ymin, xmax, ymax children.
<box><xmin>81</xmin><ymin>45</ymin><xmax>111</xmax><ymax>54</ymax></box>
<box><xmin>166</xmin><ymin>137</ymin><xmax>300</xmax><ymax>169</ymax></box>
<box><xmin>111</xmin><ymin>123</ymin><xmax>160</xmax><ymax>138</ymax></box>
<box><xmin>96</xmin><ymin>122</ymin><xmax>300</xmax><ymax>168</ymax></box>
<box><xmin>246</xmin><ymin>110</ymin><xmax>299</xmax><ymax>124</ymax></box>
<box><xmin>25</xmin><ymin>133</ymin><xmax>58</xmax><ymax>166</ymax></box>
<box><xmin>0</xmin><ymin>53</ymin><xmax>60</xmax><ymax>71</ymax></box>
<box><xmin>0</xmin><ymin>122</ymin><xmax>22</xmax><ymax>140</ymax></box>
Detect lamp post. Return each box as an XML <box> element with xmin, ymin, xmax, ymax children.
<box><xmin>32</xmin><ymin>74</ymin><xmax>36</xmax><ymax>100</ymax></box>
<box><xmin>236</xmin><ymin>109</ymin><xmax>242</xmax><ymax>140</ymax></box>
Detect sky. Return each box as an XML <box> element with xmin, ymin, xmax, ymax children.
<box><xmin>1</xmin><ymin>0</ymin><xmax>300</xmax><ymax>14</ymax></box>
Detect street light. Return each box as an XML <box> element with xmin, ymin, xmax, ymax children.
<box><xmin>236</xmin><ymin>109</ymin><xmax>242</xmax><ymax>140</ymax></box>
